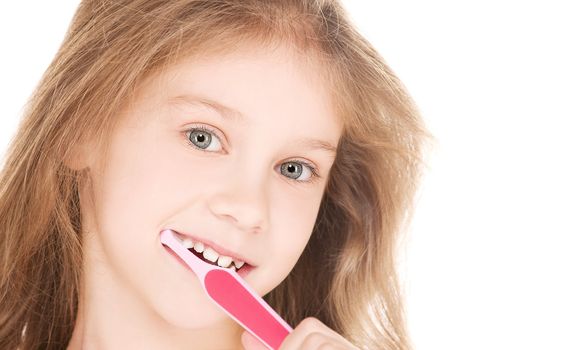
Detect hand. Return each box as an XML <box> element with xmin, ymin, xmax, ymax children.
<box><xmin>241</xmin><ymin>317</ymin><xmax>360</xmax><ymax>350</ymax></box>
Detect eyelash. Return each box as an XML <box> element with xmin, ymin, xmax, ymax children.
<box><xmin>183</xmin><ymin>125</ymin><xmax>321</xmax><ymax>185</ymax></box>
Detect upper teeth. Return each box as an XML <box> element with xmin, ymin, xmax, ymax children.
<box><xmin>180</xmin><ymin>236</ymin><xmax>245</xmax><ymax>270</ymax></box>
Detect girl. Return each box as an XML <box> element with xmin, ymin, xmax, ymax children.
<box><xmin>0</xmin><ymin>1</ymin><xmax>433</xmax><ymax>349</ymax></box>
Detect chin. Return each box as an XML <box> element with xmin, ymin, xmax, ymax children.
<box><xmin>156</xmin><ymin>298</ymin><xmax>231</xmax><ymax>329</ymax></box>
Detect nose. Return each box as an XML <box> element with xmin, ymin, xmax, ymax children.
<box><xmin>207</xmin><ymin>173</ymin><xmax>269</xmax><ymax>235</ymax></box>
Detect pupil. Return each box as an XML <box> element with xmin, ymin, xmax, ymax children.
<box><xmin>282</xmin><ymin>162</ymin><xmax>302</xmax><ymax>180</ymax></box>
<box><xmin>189</xmin><ymin>130</ymin><xmax>211</xmax><ymax>148</ymax></box>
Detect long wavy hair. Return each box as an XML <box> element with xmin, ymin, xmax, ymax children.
<box><xmin>0</xmin><ymin>1</ymin><xmax>434</xmax><ymax>349</ymax></box>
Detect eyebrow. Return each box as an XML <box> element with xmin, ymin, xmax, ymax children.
<box><xmin>168</xmin><ymin>94</ymin><xmax>338</xmax><ymax>156</ymax></box>
<box><xmin>169</xmin><ymin>93</ymin><xmax>245</xmax><ymax>123</ymax></box>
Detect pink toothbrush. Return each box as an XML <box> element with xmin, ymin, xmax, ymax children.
<box><xmin>160</xmin><ymin>229</ymin><xmax>293</xmax><ymax>349</ymax></box>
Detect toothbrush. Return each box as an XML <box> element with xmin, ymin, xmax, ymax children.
<box><xmin>160</xmin><ymin>229</ymin><xmax>293</xmax><ymax>350</ymax></box>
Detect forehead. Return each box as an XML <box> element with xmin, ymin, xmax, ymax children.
<box><xmin>140</xmin><ymin>43</ymin><xmax>343</xmax><ymax>146</ymax></box>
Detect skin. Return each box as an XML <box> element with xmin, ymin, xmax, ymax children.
<box><xmin>66</xmin><ymin>42</ymin><xmax>351</xmax><ymax>349</ymax></box>
<box><xmin>241</xmin><ymin>318</ymin><xmax>359</xmax><ymax>349</ymax></box>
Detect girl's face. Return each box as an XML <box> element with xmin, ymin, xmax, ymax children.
<box><xmin>79</xmin><ymin>43</ymin><xmax>342</xmax><ymax>330</ymax></box>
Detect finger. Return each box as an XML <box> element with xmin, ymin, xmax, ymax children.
<box><xmin>282</xmin><ymin>330</ymin><xmax>349</xmax><ymax>350</ymax></box>
<box><xmin>299</xmin><ymin>332</ymin><xmax>351</xmax><ymax>349</ymax></box>
<box><xmin>279</xmin><ymin>318</ymin><xmax>358</xmax><ymax>350</ymax></box>
<box><xmin>241</xmin><ymin>330</ymin><xmax>270</xmax><ymax>350</ymax></box>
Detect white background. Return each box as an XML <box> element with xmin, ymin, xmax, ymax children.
<box><xmin>1</xmin><ymin>1</ymin><xmax>565</xmax><ymax>349</ymax></box>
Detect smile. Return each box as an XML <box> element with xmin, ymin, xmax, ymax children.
<box><xmin>165</xmin><ymin>229</ymin><xmax>256</xmax><ymax>278</ymax></box>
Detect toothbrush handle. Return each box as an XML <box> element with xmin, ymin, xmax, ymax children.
<box><xmin>161</xmin><ymin>230</ymin><xmax>209</xmax><ymax>280</ymax></box>
<box><xmin>205</xmin><ymin>269</ymin><xmax>292</xmax><ymax>350</ymax></box>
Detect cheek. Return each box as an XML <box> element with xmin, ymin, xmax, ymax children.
<box><xmin>86</xmin><ymin>131</ymin><xmax>168</xmax><ymax>255</ymax></box>
<box><xmin>258</xmin><ymin>195</ymin><xmax>320</xmax><ymax>294</ymax></box>
<box><xmin>84</xmin><ymin>122</ymin><xmax>191</xmax><ymax>265</ymax></box>
<box><xmin>83</xmin><ymin>130</ymin><xmax>230</xmax><ymax>322</ymax></box>
<box><xmin>270</xmin><ymin>190</ymin><xmax>323</xmax><ymax>263</ymax></box>
<box><xmin>157</xmin><ymin>129</ymin><xmax>218</xmax><ymax>190</ymax></box>
<box><xmin>120</xmin><ymin>127</ymin><xmax>213</xmax><ymax>213</ymax></box>
<box><xmin>99</xmin><ymin>131</ymin><xmax>180</xmax><ymax>221</ymax></box>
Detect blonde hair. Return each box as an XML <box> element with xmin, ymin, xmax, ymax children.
<box><xmin>0</xmin><ymin>1</ymin><xmax>434</xmax><ymax>349</ymax></box>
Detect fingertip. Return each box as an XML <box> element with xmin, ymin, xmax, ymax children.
<box><xmin>241</xmin><ymin>330</ymin><xmax>265</xmax><ymax>350</ymax></box>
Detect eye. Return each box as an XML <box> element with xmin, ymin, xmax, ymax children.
<box><xmin>183</xmin><ymin>125</ymin><xmax>321</xmax><ymax>184</ymax></box>
<box><xmin>279</xmin><ymin>161</ymin><xmax>321</xmax><ymax>184</ymax></box>
<box><xmin>184</xmin><ymin>125</ymin><xmax>223</xmax><ymax>152</ymax></box>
